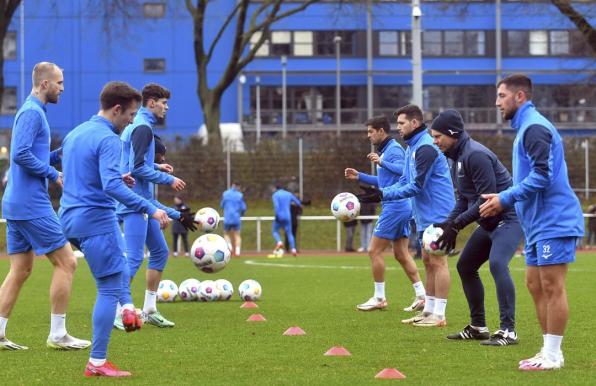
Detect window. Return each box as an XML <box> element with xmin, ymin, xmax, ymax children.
<box><xmin>399</xmin><ymin>31</ymin><xmax>412</xmax><ymax>56</ymax></box>
<box><xmin>422</xmin><ymin>31</ymin><xmax>442</xmax><ymax>55</ymax></box>
<box><xmin>569</xmin><ymin>30</ymin><xmax>590</xmax><ymax>56</ymax></box>
<box><xmin>506</xmin><ymin>31</ymin><xmax>529</xmax><ymax>55</ymax></box>
<box><xmin>293</xmin><ymin>31</ymin><xmax>313</xmax><ymax>56</ymax></box>
<box><xmin>444</xmin><ymin>31</ymin><xmax>464</xmax><ymax>55</ymax></box>
<box><xmin>143</xmin><ymin>2</ymin><xmax>165</xmax><ymax>18</ymax></box>
<box><xmin>379</xmin><ymin>31</ymin><xmax>398</xmax><ymax>56</ymax></box>
<box><xmin>315</xmin><ymin>31</ymin><xmax>355</xmax><ymax>56</ymax></box>
<box><xmin>271</xmin><ymin>31</ymin><xmax>291</xmax><ymax>56</ymax></box>
<box><xmin>549</xmin><ymin>31</ymin><xmax>569</xmax><ymax>55</ymax></box>
<box><xmin>1</xmin><ymin>87</ymin><xmax>17</xmax><ymax>115</ymax></box>
<box><xmin>529</xmin><ymin>30</ymin><xmax>547</xmax><ymax>55</ymax></box>
<box><xmin>143</xmin><ymin>58</ymin><xmax>165</xmax><ymax>73</ymax></box>
<box><xmin>465</xmin><ymin>31</ymin><xmax>485</xmax><ymax>55</ymax></box>
<box><xmin>251</xmin><ymin>31</ymin><xmax>269</xmax><ymax>57</ymax></box>
<box><xmin>3</xmin><ymin>31</ymin><xmax>16</xmax><ymax>60</ymax></box>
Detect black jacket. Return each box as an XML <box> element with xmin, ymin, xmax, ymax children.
<box><xmin>172</xmin><ymin>202</ymin><xmax>191</xmax><ymax>234</ymax></box>
<box><xmin>445</xmin><ymin>132</ymin><xmax>517</xmax><ymax>231</ymax></box>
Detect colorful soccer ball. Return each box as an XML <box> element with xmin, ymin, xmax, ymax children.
<box><xmin>157</xmin><ymin>279</ymin><xmax>178</xmax><ymax>302</ymax></box>
<box><xmin>422</xmin><ymin>224</ymin><xmax>446</xmax><ymax>256</ymax></box>
<box><xmin>198</xmin><ymin>280</ymin><xmax>219</xmax><ymax>302</ymax></box>
<box><xmin>330</xmin><ymin>192</ymin><xmax>361</xmax><ymax>222</ymax></box>
<box><xmin>190</xmin><ymin>234</ymin><xmax>231</xmax><ymax>273</ymax></box>
<box><xmin>178</xmin><ymin>278</ymin><xmax>201</xmax><ymax>301</ymax></box>
<box><xmin>215</xmin><ymin>279</ymin><xmax>234</xmax><ymax>301</ymax></box>
<box><xmin>194</xmin><ymin>207</ymin><xmax>220</xmax><ymax>233</ymax></box>
<box><xmin>238</xmin><ymin>279</ymin><xmax>262</xmax><ymax>301</ymax></box>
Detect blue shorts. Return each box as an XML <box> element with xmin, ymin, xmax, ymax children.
<box><xmin>224</xmin><ymin>223</ymin><xmax>240</xmax><ymax>232</ymax></box>
<box><xmin>524</xmin><ymin>237</ymin><xmax>577</xmax><ymax>267</ymax></box>
<box><xmin>69</xmin><ymin>222</ymin><xmax>126</xmax><ymax>279</ymax></box>
<box><xmin>6</xmin><ymin>215</ymin><xmax>68</xmax><ymax>256</ymax></box>
<box><xmin>373</xmin><ymin>210</ymin><xmax>410</xmax><ymax>240</ymax></box>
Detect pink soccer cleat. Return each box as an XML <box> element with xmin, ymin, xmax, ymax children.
<box><xmin>84</xmin><ymin>361</ymin><xmax>132</xmax><ymax>377</ymax></box>
<box><xmin>122</xmin><ymin>309</ymin><xmax>143</xmax><ymax>332</ymax></box>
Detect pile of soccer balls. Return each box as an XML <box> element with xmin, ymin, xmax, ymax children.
<box><xmin>157</xmin><ymin>279</ymin><xmax>262</xmax><ymax>303</ymax></box>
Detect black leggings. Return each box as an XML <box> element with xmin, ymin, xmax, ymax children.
<box><xmin>457</xmin><ymin>220</ymin><xmax>523</xmax><ymax>331</ymax></box>
<box><xmin>172</xmin><ymin>232</ymin><xmax>189</xmax><ymax>253</ymax></box>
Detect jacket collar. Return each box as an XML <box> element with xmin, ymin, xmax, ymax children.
<box><xmin>376</xmin><ymin>136</ymin><xmax>393</xmax><ymax>153</ymax></box>
<box><xmin>404</xmin><ymin>124</ymin><xmax>428</xmax><ymax>146</ymax></box>
<box><xmin>445</xmin><ymin>131</ymin><xmax>470</xmax><ymax>161</ymax></box>
<box><xmin>27</xmin><ymin>95</ymin><xmax>47</xmax><ymax>112</ymax></box>
<box><xmin>90</xmin><ymin>115</ymin><xmax>118</xmax><ymax>134</ymax></box>
<box><xmin>137</xmin><ymin>106</ymin><xmax>157</xmax><ymax>126</ymax></box>
<box><xmin>511</xmin><ymin>101</ymin><xmax>534</xmax><ymax>131</ymax></box>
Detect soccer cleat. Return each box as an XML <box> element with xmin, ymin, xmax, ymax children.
<box><xmin>403</xmin><ymin>298</ymin><xmax>425</xmax><ymax>312</ymax></box>
<box><xmin>0</xmin><ymin>337</ymin><xmax>28</xmax><ymax>350</ymax></box>
<box><xmin>291</xmin><ymin>248</ymin><xmax>297</xmax><ymax>257</ymax></box>
<box><xmin>413</xmin><ymin>314</ymin><xmax>447</xmax><ymax>327</ymax></box>
<box><xmin>480</xmin><ymin>330</ymin><xmax>519</xmax><ymax>346</ymax></box>
<box><xmin>356</xmin><ymin>297</ymin><xmax>388</xmax><ymax>311</ymax></box>
<box><xmin>47</xmin><ymin>334</ymin><xmax>91</xmax><ymax>350</ymax></box>
<box><xmin>84</xmin><ymin>361</ymin><xmax>132</xmax><ymax>377</ymax></box>
<box><xmin>519</xmin><ymin>350</ymin><xmax>565</xmax><ymax>366</ymax></box>
<box><xmin>519</xmin><ymin>356</ymin><xmax>562</xmax><ymax>371</ymax></box>
<box><xmin>401</xmin><ymin>312</ymin><xmax>426</xmax><ymax>324</ymax></box>
<box><xmin>113</xmin><ymin>314</ymin><xmax>125</xmax><ymax>331</ymax></box>
<box><xmin>142</xmin><ymin>311</ymin><xmax>175</xmax><ymax>328</ymax></box>
<box><xmin>122</xmin><ymin>309</ymin><xmax>143</xmax><ymax>332</ymax></box>
<box><xmin>447</xmin><ymin>325</ymin><xmax>490</xmax><ymax>340</ymax></box>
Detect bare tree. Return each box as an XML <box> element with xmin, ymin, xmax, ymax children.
<box><xmin>550</xmin><ymin>0</ymin><xmax>595</xmax><ymax>53</ymax></box>
<box><xmin>185</xmin><ymin>0</ymin><xmax>321</xmax><ymax>141</ymax></box>
<box><xmin>0</xmin><ymin>0</ymin><xmax>22</xmax><ymax>109</ymax></box>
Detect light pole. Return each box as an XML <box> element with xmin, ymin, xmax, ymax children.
<box><xmin>256</xmin><ymin>75</ymin><xmax>261</xmax><ymax>145</ymax></box>
<box><xmin>334</xmin><ymin>35</ymin><xmax>342</xmax><ymax>136</ymax></box>
<box><xmin>281</xmin><ymin>55</ymin><xmax>287</xmax><ymax>139</ymax></box>
<box><xmin>411</xmin><ymin>0</ymin><xmax>423</xmax><ymax>108</ymax></box>
<box><xmin>237</xmin><ymin>73</ymin><xmax>246</xmax><ymax>125</ymax></box>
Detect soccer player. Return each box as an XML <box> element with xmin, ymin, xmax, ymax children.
<box><xmin>117</xmin><ymin>83</ymin><xmax>195</xmax><ymax>329</ymax></box>
<box><xmin>0</xmin><ymin>62</ymin><xmax>90</xmax><ymax>351</ymax></box>
<box><xmin>480</xmin><ymin>74</ymin><xmax>584</xmax><ymax>370</ymax></box>
<box><xmin>345</xmin><ymin>115</ymin><xmax>426</xmax><ymax>312</ymax></box>
<box><xmin>60</xmin><ymin>81</ymin><xmax>170</xmax><ymax>376</ymax></box>
<box><xmin>358</xmin><ymin>105</ymin><xmax>454</xmax><ymax>327</ymax></box>
<box><xmin>428</xmin><ymin>109</ymin><xmax>524</xmax><ymax>345</ymax></box>
<box><xmin>271</xmin><ymin>184</ymin><xmax>302</xmax><ymax>257</ymax></box>
<box><xmin>220</xmin><ymin>182</ymin><xmax>247</xmax><ymax>257</ymax></box>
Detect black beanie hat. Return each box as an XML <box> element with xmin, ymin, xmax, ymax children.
<box><xmin>430</xmin><ymin>109</ymin><xmax>464</xmax><ymax>138</ymax></box>
<box><xmin>154</xmin><ymin>135</ymin><xmax>166</xmax><ymax>155</ymax></box>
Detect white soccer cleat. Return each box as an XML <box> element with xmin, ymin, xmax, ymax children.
<box><xmin>0</xmin><ymin>336</ymin><xmax>28</xmax><ymax>350</ymax></box>
<box><xmin>403</xmin><ymin>298</ymin><xmax>425</xmax><ymax>312</ymax></box>
<box><xmin>47</xmin><ymin>334</ymin><xmax>91</xmax><ymax>350</ymax></box>
<box><xmin>519</xmin><ymin>350</ymin><xmax>564</xmax><ymax>366</ymax></box>
<box><xmin>356</xmin><ymin>297</ymin><xmax>387</xmax><ymax>311</ymax></box>
<box><xmin>412</xmin><ymin>314</ymin><xmax>447</xmax><ymax>327</ymax></box>
<box><xmin>401</xmin><ymin>312</ymin><xmax>426</xmax><ymax>324</ymax></box>
<box><xmin>519</xmin><ymin>356</ymin><xmax>563</xmax><ymax>371</ymax></box>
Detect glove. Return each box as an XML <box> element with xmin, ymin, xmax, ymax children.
<box><xmin>179</xmin><ymin>211</ymin><xmax>197</xmax><ymax>232</ymax></box>
<box><xmin>355</xmin><ymin>186</ymin><xmax>383</xmax><ymax>203</ymax></box>
<box><xmin>434</xmin><ymin>221</ymin><xmax>459</xmax><ymax>252</ymax></box>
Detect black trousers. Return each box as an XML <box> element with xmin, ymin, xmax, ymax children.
<box><xmin>172</xmin><ymin>232</ymin><xmax>189</xmax><ymax>253</ymax></box>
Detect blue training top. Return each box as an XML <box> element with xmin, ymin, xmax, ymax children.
<box><xmin>499</xmin><ymin>101</ymin><xmax>583</xmax><ymax>245</ymax></box>
<box><xmin>2</xmin><ymin>96</ymin><xmax>61</xmax><ymax>220</ymax></box>
<box><xmin>59</xmin><ymin>115</ymin><xmax>158</xmax><ymax>238</ymax></box>
<box><xmin>220</xmin><ymin>187</ymin><xmax>246</xmax><ymax>226</ymax></box>
<box><xmin>357</xmin><ymin>137</ymin><xmax>411</xmax><ymax>215</ymax></box>
<box><xmin>117</xmin><ymin>107</ymin><xmax>179</xmax><ymax>219</ymax></box>
<box><xmin>272</xmin><ymin>189</ymin><xmax>301</xmax><ymax>222</ymax></box>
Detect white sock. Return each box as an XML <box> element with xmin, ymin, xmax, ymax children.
<box><xmin>143</xmin><ymin>290</ymin><xmax>157</xmax><ymax>314</ymax></box>
<box><xmin>413</xmin><ymin>281</ymin><xmax>426</xmax><ymax>298</ymax></box>
<box><xmin>374</xmin><ymin>282</ymin><xmax>385</xmax><ymax>300</ymax></box>
<box><xmin>115</xmin><ymin>302</ymin><xmax>122</xmax><ymax>317</ymax></box>
<box><xmin>235</xmin><ymin>246</ymin><xmax>241</xmax><ymax>256</ymax></box>
<box><xmin>121</xmin><ymin>303</ymin><xmax>134</xmax><ymax>313</ymax></box>
<box><xmin>544</xmin><ymin>334</ymin><xmax>563</xmax><ymax>362</ymax></box>
<box><xmin>433</xmin><ymin>298</ymin><xmax>447</xmax><ymax>318</ymax></box>
<box><xmin>423</xmin><ymin>296</ymin><xmax>435</xmax><ymax>314</ymax></box>
<box><xmin>50</xmin><ymin>313</ymin><xmax>67</xmax><ymax>340</ymax></box>
<box><xmin>89</xmin><ymin>357</ymin><xmax>106</xmax><ymax>367</ymax></box>
<box><xmin>471</xmin><ymin>325</ymin><xmax>489</xmax><ymax>332</ymax></box>
<box><xmin>0</xmin><ymin>316</ymin><xmax>7</xmax><ymax>337</ymax></box>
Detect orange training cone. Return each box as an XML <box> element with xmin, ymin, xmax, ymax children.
<box><xmin>246</xmin><ymin>313</ymin><xmax>266</xmax><ymax>322</ymax></box>
<box><xmin>374</xmin><ymin>368</ymin><xmax>406</xmax><ymax>379</ymax></box>
<box><xmin>283</xmin><ymin>326</ymin><xmax>306</xmax><ymax>336</ymax></box>
<box><xmin>240</xmin><ymin>301</ymin><xmax>259</xmax><ymax>308</ymax></box>
<box><xmin>324</xmin><ymin>346</ymin><xmax>351</xmax><ymax>356</ymax></box>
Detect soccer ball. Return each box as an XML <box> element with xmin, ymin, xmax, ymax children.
<box><xmin>215</xmin><ymin>279</ymin><xmax>234</xmax><ymax>301</ymax></box>
<box><xmin>422</xmin><ymin>224</ymin><xmax>446</xmax><ymax>256</ymax></box>
<box><xmin>190</xmin><ymin>234</ymin><xmax>231</xmax><ymax>273</ymax></box>
<box><xmin>238</xmin><ymin>279</ymin><xmax>262</xmax><ymax>301</ymax></box>
<box><xmin>194</xmin><ymin>207</ymin><xmax>220</xmax><ymax>233</ymax></box>
<box><xmin>178</xmin><ymin>278</ymin><xmax>201</xmax><ymax>301</ymax></box>
<box><xmin>198</xmin><ymin>280</ymin><xmax>219</xmax><ymax>302</ymax></box>
<box><xmin>157</xmin><ymin>280</ymin><xmax>178</xmax><ymax>302</ymax></box>
<box><xmin>330</xmin><ymin>192</ymin><xmax>361</xmax><ymax>222</ymax></box>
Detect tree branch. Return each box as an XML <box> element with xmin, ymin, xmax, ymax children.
<box><xmin>205</xmin><ymin>0</ymin><xmax>243</xmax><ymax>63</ymax></box>
<box><xmin>550</xmin><ymin>0</ymin><xmax>596</xmax><ymax>53</ymax></box>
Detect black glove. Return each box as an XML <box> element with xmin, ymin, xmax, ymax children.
<box><xmin>179</xmin><ymin>211</ymin><xmax>197</xmax><ymax>232</ymax></box>
<box><xmin>434</xmin><ymin>221</ymin><xmax>459</xmax><ymax>252</ymax></box>
<box><xmin>355</xmin><ymin>186</ymin><xmax>383</xmax><ymax>203</ymax></box>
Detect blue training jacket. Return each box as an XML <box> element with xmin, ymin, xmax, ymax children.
<box><xmin>59</xmin><ymin>115</ymin><xmax>158</xmax><ymax>238</ymax></box>
<box><xmin>382</xmin><ymin>128</ymin><xmax>454</xmax><ymax>230</ymax></box>
<box><xmin>357</xmin><ymin>137</ymin><xmax>411</xmax><ymax>215</ymax></box>
<box><xmin>499</xmin><ymin>101</ymin><xmax>583</xmax><ymax>245</ymax></box>
<box><xmin>272</xmin><ymin>189</ymin><xmax>301</xmax><ymax>223</ymax></box>
<box><xmin>117</xmin><ymin>107</ymin><xmax>179</xmax><ymax>219</ymax></box>
<box><xmin>220</xmin><ymin>187</ymin><xmax>246</xmax><ymax>226</ymax></box>
<box><xmin>2</xmin><ymin>96</ymin><xmax>61</xmax><ymax>220</ymax></box>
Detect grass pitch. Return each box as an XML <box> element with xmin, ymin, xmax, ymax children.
<box><xmin>1</xmin><ymin>252</ymin><xmax>595</xmax><ymax>385</ymax></box>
